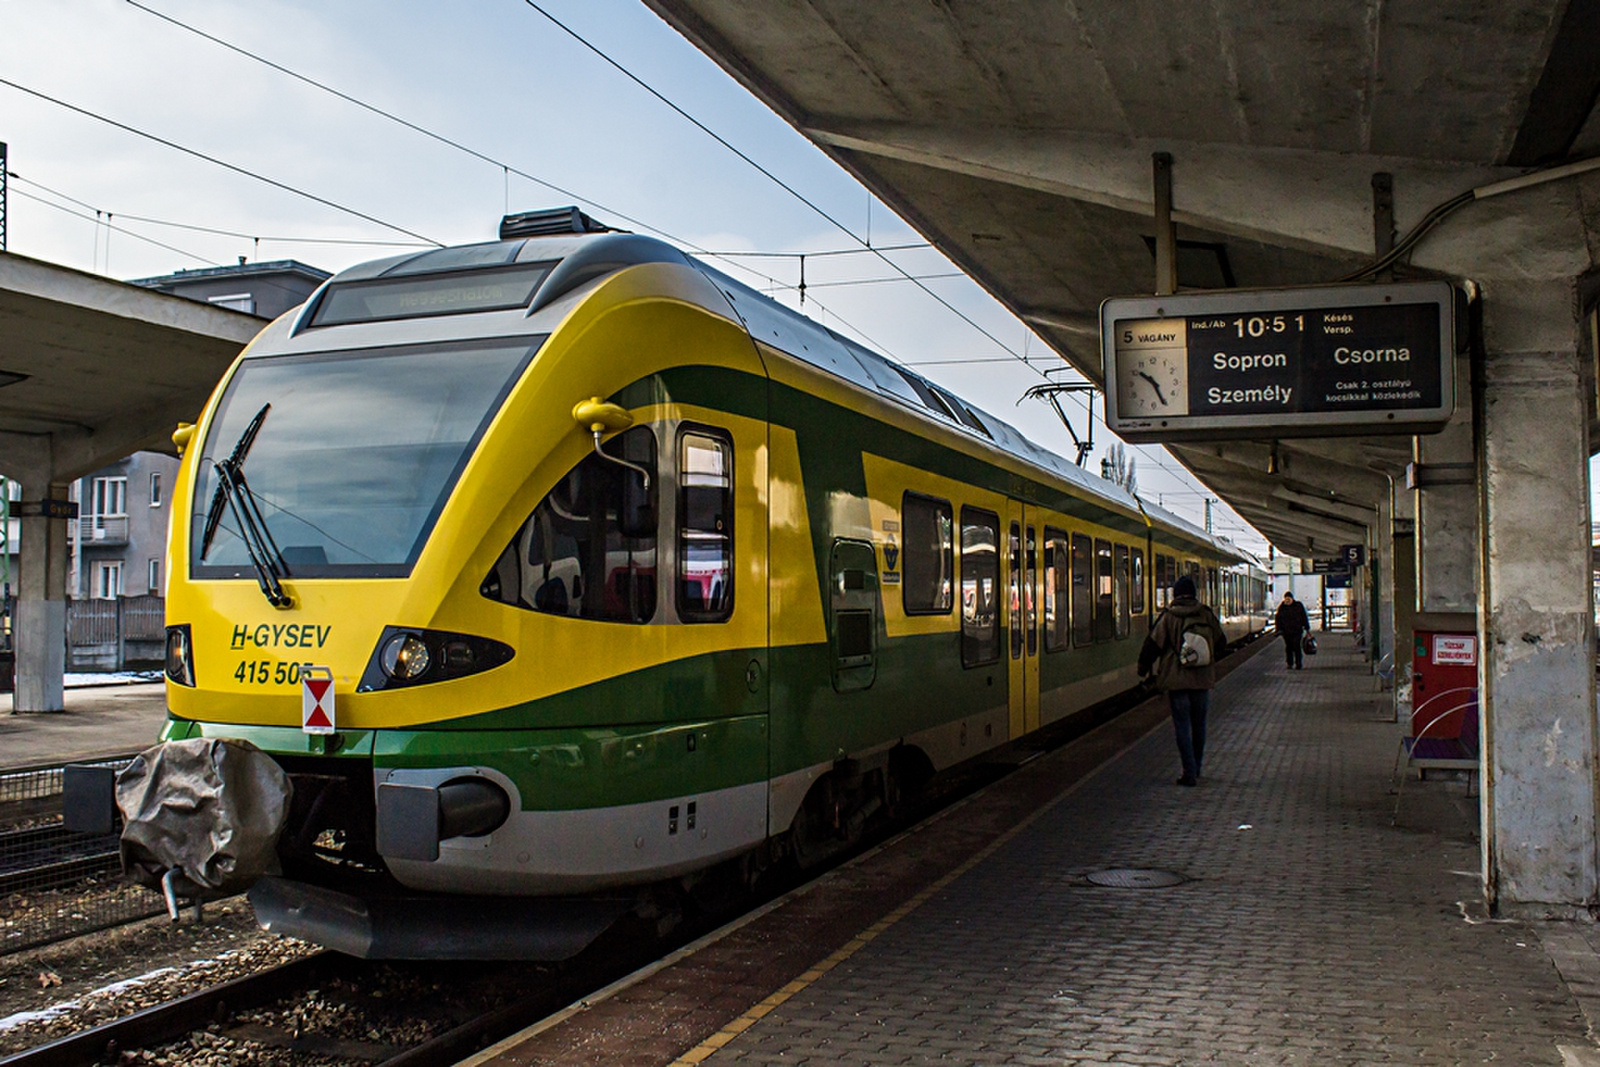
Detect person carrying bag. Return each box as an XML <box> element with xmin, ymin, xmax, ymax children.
<box><xmin>1138</xmin><ymin>575</ymin><xmax>1228</xmax><ymax>788</ymax></box>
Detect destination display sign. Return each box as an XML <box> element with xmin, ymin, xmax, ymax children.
<box><xmin>1101</xmin><ymin>281</ymin><xmax>1455</xmax><ymax>442</ymax></box>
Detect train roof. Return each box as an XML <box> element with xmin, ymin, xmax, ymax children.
<box><xmin>307</xmin><ymin>224</ymin><xmax>1244</xmax><ymax>561</ymax></box>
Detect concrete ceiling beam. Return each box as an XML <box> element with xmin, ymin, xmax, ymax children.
<box><xmin>806</xmin><ymin>123</ymin><xmax>1599</xmax><ymax>279</ymax></box>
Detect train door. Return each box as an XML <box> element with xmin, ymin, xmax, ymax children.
<box><xmin>1005</xmin><ymin>501</ymin><xmax>1042</xmax><ymax>739</ymax></box>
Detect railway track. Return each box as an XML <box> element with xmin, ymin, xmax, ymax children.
<box><xmin>0</xmin><ymin>637</ymin><xmax>1270</xmax><ymax>1065</ymax></box>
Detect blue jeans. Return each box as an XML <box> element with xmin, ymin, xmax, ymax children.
<box><xmin>1169</xmin><ymin>689</ymin><xmax>1210</xmax><ymax>780</ymax></box>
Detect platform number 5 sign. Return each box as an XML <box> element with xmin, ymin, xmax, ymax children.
<box><xmin>302</xmin><ymin>666</ymin><xmax>336</xmax><ymax>734</ymax></box>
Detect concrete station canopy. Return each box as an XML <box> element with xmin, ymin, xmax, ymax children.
<box><xmin>644</xmin><ymin>0</ymin><xmax>1600</xmax><ymax>558</ymax></box>
<box><xmin>0</xmin><ymin>251</ymin><xmax>260</xmax><ymax>484</ymax></box>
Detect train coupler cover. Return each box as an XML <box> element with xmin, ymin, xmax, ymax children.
<box><xmin>117</xmin><ymin>737</ymin><xmax>294</xmax><ymax>898</ymax></box>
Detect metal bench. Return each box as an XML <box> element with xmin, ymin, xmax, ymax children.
<box><xmin>1390</xmin><ymin>690</ymin><xmax>1479</xmax><ymax>826</ymax></box>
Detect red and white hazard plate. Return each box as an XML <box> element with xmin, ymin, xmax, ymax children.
<box><xmin>301</xmin><ymin>666</ymin><xmax>336</xmax><ymax>734</ymax></box>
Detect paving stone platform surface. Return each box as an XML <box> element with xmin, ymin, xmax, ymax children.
<box><xmin>0</xmin><ymin>682</ymin><xmax>166</xmax><ymax>769</ymax></box>
<box><xmin>707</xmin><ymin>634</ymin><xmax>1589</xmax><ymax>1065</ymax></box>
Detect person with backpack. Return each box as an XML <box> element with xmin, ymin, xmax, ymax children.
<box><xmin>1138</xmin><ymin>574</ymin><xmax>1228</xmax><ymax>788</ymax></box>
<box><xmin>1275</xmin><ymin>591</ymin><xmax>1312</xmax><ymax>670</ymax></box>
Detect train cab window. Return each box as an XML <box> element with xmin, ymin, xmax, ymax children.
<box><xmin>679</xmin><ymin>430</ymin><xmax>734</xmax><ymax>622</ymax></box>
<box><xmin>1094</xmin><ymin>539</ymin><xmax>1114</xmax><ymax>643</ymax></box>
<box><xmin>1114</xmin><ymin>544</ymin><xmax>1131</xmax><ymax>639</ymax></box>
<box><xmin>1070</xmin><ymin>534</ymin><xmax>1093</xmax><ymax>647</ymax></box>
<box><xmin>1043</xmin><ymin>527</ymin><xmax>1069</xmax><ymax>652</ymax></box>
<box><xmin>1131</xmin><ymin>548</ymin><xmax>1146</xmax><ymax>615</ymax></box>
<box><xmin>960</xmin><ymin>508</ymin><xmax>1000</xmax><ymax>667</ymax></box>
<box><xmin>481</xmin><ymin>425</ymin><xmax>657</xmax><ymax>623</ymax></box>
<box><xmin>902</xmin><ymin>493</ymin><xmax>953</xmax><ymax>614</ymax></box>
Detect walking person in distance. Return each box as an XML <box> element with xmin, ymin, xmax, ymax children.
<box><xmin>1138</xmin><ymin>575</ymin><xmax>1227</xmax><ymax>788</ymax></box>
<box><xmin>1275</xmin><ymin>591</ymin><xmax>1311</xmax><ymax>670</ymax></box>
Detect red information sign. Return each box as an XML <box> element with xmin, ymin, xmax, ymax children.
<box><xmin>1432</xmin><ymin>634</ymin><xmax>1477</xmax><ymax>667</ymax></box>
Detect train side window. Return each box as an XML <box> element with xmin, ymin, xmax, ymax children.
<box><xmin>1153</xmin><ymin>554</ymin><xmax>1167</xmax><ymax>609</ymax></box>
<box><xmin>481</xmin><ymin>425</ymin><xmax>657</xmax><ymax>623</ymax></box>
<box><xmin>902</xmin><ymin>493</ymin><xmax>953</xmax><ymax>614</ymax></box>
<box><xmin>1008</xmin><ymin>522</ymin><xmax>1023</xmax><ymax>660</ymax></box>
<box><xmin>960</xmin><ymin>508</ymin><xmax>1000</xmax><ymax>667</ymax></box>
<box><xmin>1043</xmin><ymin>527</ymin><xmax>1069</xmax><ymax>652</ymax></box>
<box><xmin>1025</xmin><ymin>525</ymin><xmax>1038</xmax><ymax>656</ymax></box>
<box><xmin>1114</xmin><ymin>544</ymin><xmax>1131</xmax><ymax>639</ymax></box>
<box><xmin>1094</xmin><ymin>539</ymin><xmax>1114</xmax><ymax>643</ymax></box>
<box><xmin>1131</xmin><ymin>548</ymin><xmax>1146</xmax><ymax>615</ymax></box>
<box><xmin>1070</xmin><ymin>534</ymin><xmax>1093</xmax><ymax>647</ymax></box>
<box><xmin>679</xmin><ymin>430</ymin><xmax>733</xmax><ymax>622</ymax></box>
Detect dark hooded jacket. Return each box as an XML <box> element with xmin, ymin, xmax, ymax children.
<box><xmin>1138</xmin><ymin>595</ymin><xmax>1227</xmax><ymax>691</ymax></box>
<box><xmin>1275</xmin><ymin>597</ymin><xmax>1311</xmax><ymax>637</ymax></box>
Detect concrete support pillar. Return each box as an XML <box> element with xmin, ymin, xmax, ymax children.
<box><xmin>1415</xmin><ymin>354</ymin><xmax>1477</xmax><ymax>613</ymax></box>
<box><xmin>13</xmin><ymin>472</ymin><xmax>69</xmax><ymax>713</ymax></box>
<box><xmin>1374</xmin><ymin>494</ymin><xmax>1394</xmax><ymax>671</ymax></box>
<box><xmin>1391</xmin><ymin>486</ymin><xmax>1417</xmax><ymax>723</ymax></box>
<box><xmin>1478</xmin><ymin>281</ymin><xmax>1597</xmax><ymax>915</ymax></box>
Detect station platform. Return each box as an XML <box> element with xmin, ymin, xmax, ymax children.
<box><xmin>0</xmin><ymin>682</ymin><xmax>166</xmax><ymax>770</ymax></box>
<box><xmin>467</xmin><ymin>634</ymin><xmax>1600</xmax><ymax>1066</ymax></box>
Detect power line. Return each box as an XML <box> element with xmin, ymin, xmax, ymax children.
<box><xmin>7</xmin><ymin>173</ymin><xmax>431</xmax><ymax>249</ymax></box>
<box><xmin>517</xmin><ymin>0</ymin><xmax>1042</xmax><ymax>378</ymax></box>
<box><xmin>9</xmin><ymin>187</ymin><xmax>215</xmax><ymax>264</ymax></box>
<box><xmin>122</xmin><ymin>0</ymin><xmax>694</xmax><ymax>250</ymax></box>
<box><xmin>117</xmin><ymin>1</ymin><xmax>916</xmax><ymax>361</ymax></box>
<box><xmin>0</xmin><ymin>76</ymin><xmax>442</xmax><ymax>246</ymax></box>
<box><xmin>705</xmin><ymin>242</ymin><xmax>931</xmax><ymax>258</ymax></box>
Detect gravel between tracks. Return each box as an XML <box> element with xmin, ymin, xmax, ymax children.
<box><xmin>0</xmin><ymin>895</ymin><xmax>317</xmax><ymax>1057</ymax></box>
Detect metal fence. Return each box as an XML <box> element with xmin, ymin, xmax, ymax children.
<box><xmin>66</xmin><ymin>595</ymin><xmax>165</xmax><ymax>670</ymax></box>
<box><xmin>0</xmin><ymin>759</ymin><xmax>166</xmax><ymax>954</ymax></box>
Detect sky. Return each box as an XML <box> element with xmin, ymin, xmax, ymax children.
<box><xmin>0</xmin><ymin>0</ymin><xmax>1276</xmax><ymax>554</ymax></box>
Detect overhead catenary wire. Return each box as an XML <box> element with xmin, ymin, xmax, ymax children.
<box><xmin>516</xmin><ymin>0</ymin><xmax>1039</xmax><ymax>374</ymax></box>
<box><xmin>7</xmin><ymin>173</ymin><xmax>433</xmax><ymax>249</ymax></box>
<box><xmin>10</xmin><ymin>187</ymin><xmax>216</xmax><ymax>264</ymax></box>
<box><xmin>0</xmin><ymin>77</ymin><xmax>443</xmax><ymax>247</ymax></box>
<box><xmin>121</xmin><ymin>0</ymin><xmax>1235</xmax><ymax>532</ymax></box>
<box><xmin>115</xmin><ymin>0</ymin><xmax>913</xmax><ymax>360</ymax></box>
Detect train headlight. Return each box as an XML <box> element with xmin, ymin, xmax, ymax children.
<box><xmin>381</xmin><ymin>633</ymin><xmax>432</xmax><ymax>680</ymax></box>
<box><xmin>358</xmin><ymin>627</ymin><xmax>514</xmax><ymax>692</ymax></box>
<box><xmin>165</xmin><ymin>625</ymin><xmax>195</xmax><ymax>687</ymax></box>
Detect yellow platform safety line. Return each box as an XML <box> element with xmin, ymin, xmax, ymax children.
<box><xmin>667</xmin><ymin>784</ymin><xmax>1073</xmax><ymax>1066</ymax></box>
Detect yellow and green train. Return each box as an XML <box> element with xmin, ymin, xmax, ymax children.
<box><xmin>146</xmin><ymin>209</ymin><xmax>1266</xmax><ymax>956</ymax></box>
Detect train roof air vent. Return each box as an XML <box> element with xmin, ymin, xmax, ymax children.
<box><xmin>500</xmin><ymin>207</ymin><xmax>613</xmax><ymax>239</ymax></box>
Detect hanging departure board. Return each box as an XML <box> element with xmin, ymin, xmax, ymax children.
<box><xmin>1100</xmin><ymin>281</ymin><xmax>1456</xmax><ymax>441</ymax></box>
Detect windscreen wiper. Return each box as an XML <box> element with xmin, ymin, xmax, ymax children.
<box><xmin>198</xmin><ymin>403</ymin><xmax>293</xmax><ymax>608</ymax></box>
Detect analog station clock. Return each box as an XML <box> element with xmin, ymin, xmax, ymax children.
<box><xmin>1113</xmin><ymin>318</ymin><xmax>1189</xmax><ymax>418</ymax></box>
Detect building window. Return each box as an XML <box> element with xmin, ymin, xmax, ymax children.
<box><xmin>1071</xmin><ymin>534</ymin><xmax>1093</xmax><ymax>647</ymax></box>
<box><xmin>148</xmin><ymin>558</ymin><xmax>162</xmax><ymax>594</ymax></box>
<box><xmin>1043</xmin><ymin>527</ymin><xmax>1069</xmax><ymax>652</ymax></box>
<box><xmin>208</xmin><ymin>293</ymin><xmax>256</xmax><ymax>314</ymax></box>
<box><xmin>480</xmin><ymin>426</ymin><xmax>657</xmax><ymax>623</ymax></box>
<box><xmin>92</xmin><ymin>477</ymin><xmax>127</xmax><ymax>518</ymax></box>
<box><xmin>1131</xmin><ymin>547</ymin><xmax>1146</xmax><ymax>615</ymax></box>
<box><xmin>678</xmin><ymin>429</ymin><xmax>733</xmax><ymax>622</ymax></box>
<box><xmin>901</xmin><ymin>493</ymin><xmax>952</xmax><ymax>614</ymax></box>
<box><xmin>959</xmin><ymin>508</ymin><xmax>999</xmax><ymax>667</ymax></box>
<box><xmin>94</xmin><ymin>561</ymin><xmax>122</xmax><ymax>600</ymax></box>
<box><xmin>149</xmin><ymin>472</ymin><xmax>163</xmax><ymax>508</ymax></box>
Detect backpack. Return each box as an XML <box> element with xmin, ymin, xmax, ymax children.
<box><xmin>1177</xmin><ymin>617</ymin><xmax>1214</xmax><ymax>668</ymax></box>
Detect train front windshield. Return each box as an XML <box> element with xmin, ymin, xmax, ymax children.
<box><xmin>190</xmin><ymin>337</ymin><xmax>539</xmax><ymax>579</ymax></box>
